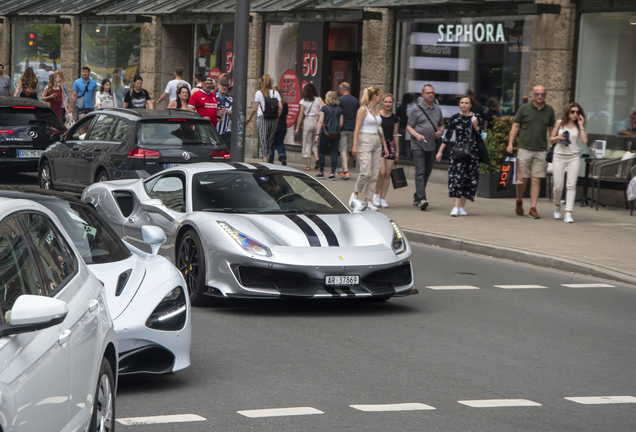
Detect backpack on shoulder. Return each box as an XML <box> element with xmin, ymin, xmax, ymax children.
<box><xmin>261</xmin><ymin>90</ymin><xmax>279</xmax><ymax>119</ymax></box>
<box><xmin>323</xmin><ymin>106</ymin><xmax>340</xmax><ymax>139</ymax></box>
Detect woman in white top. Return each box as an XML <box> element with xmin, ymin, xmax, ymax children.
<box><xmin>247</xmin><ymin>74</ymin><xmax>283</xmax><ymax>162</ymax></box>
<box><xmin>295</xmin><ymin>83</ymin><xmax>324</xmax><ymax>170</ymax></box>
<box><xmin>549</xmin><ymin>102</ymin><xmax>588</xmax><ymax>223</ymax></box>
<box><xmin>349</xmin><ymin>87</ymin><xmax>388</xmax><ymax>211</ymax></box>
<box><xmin>96</xmin><ymin>78</ymin><xmax>117</xmax><ymax>109</ymax></box>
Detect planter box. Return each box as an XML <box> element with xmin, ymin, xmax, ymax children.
<box><xmin>477</xmin><ymin>173</ymin><xmax>546</xmax><ymax>199</ymax></box>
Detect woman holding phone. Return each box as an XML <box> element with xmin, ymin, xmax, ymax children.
<box><xmin>550</xmin><ymin>103</ymin><xmax>587</xmax><ymax>223</ymax></box>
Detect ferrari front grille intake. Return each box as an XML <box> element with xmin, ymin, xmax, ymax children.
<box><xmin>146</xmin><ymin>287</ymin><xmax>187</xmax><ymax>331</ymax></box>
<box><xmin>361</xmin><ymin>263</ymin><xmax>412</xmax><ymax>293</ymax></box>
<box><xmin>232</xmin><ymin>265</ymin><xmax>309</xmax><ymax>290</ymax></box>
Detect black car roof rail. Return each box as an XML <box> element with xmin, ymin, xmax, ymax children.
<box><xmin>99</xmin><ymin>107</ymin><xmax>143</xmax><ymax>116</ymax></box>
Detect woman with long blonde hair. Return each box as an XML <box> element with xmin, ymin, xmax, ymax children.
<box><xmin>247</xmin><ymin>74</ymin><xmax>283</xmax><ymax>162</ymax></box>
<box><xmin>41</xmin><ymin>72</ymin><xmax>69</xmax><ymax>120</ymax></box>
<box><xmin>14</xmin><ymin>67</ymin><xmax>38</xmax><ymax>99</ymax></box>
<box><xmin>349</xmin><ymin>87</ymin><xmax>388</xmax><ymax>211</ymax></box>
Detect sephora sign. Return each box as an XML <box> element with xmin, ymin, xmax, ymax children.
<box><xmin>437</xmin><ymin>23</ymin><xmax>506</xmax><ymax>43</ymax></box>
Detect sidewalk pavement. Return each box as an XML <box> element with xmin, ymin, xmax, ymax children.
<box><xmin>247</xmin><ymin>157</ymin><xmax>636</xmax><ymax>286</ymax></box>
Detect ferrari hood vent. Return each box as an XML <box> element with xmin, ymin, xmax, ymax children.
<box><xmin>115</xmin><ymin>269</ymin><xmax>133</xmax><ymax>297</ymax></box>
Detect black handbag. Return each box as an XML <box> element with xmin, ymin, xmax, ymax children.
<box><xmin>546</xmin><ymin>144</ymin><xmax>555</xmax><ymax>163</ymax></box>
<box><xmin>452</xmin><ymin>121</ymin><xmax>473</xmax><ymax>160</ymax></box>
<box><xmin>390</xmin><ymin>165</ymin><xmax>408</xmax><ymax>189</ymax></box>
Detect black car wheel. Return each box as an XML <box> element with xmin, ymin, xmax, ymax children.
<box><xmin>177</xmin><ymin>229</ymin><xmax>211</xmax><ymax>306</ymax></box>
<box><xmin>96</xmin><ymin>169</ymin><xmax>109</xmax><ymax>183</ymax></box>
<box><xmin>89</xmin><ymin>357</ymin><xmax>115</xmax><ymax>432</ymax></box>
<box><xmin>39</xmin><ymin>161</ymin><xmax>54</xmax><ymax>190</ymax></box>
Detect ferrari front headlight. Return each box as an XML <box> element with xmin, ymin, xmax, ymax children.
<box><xmin>391</xmin><ymin>221</ymin><xmax>406</xmax><ymax>254</ymax></box>
<box><xmin>217</xmin><ymin>221</ymin><xmax>272</xmax><ymax>257</ymax></box>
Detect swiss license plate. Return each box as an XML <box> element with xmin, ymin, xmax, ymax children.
<box><xmin>17</xmin><ymin>150</ymin><xmax>43</xmax><ymax>158</ymax></box>
<box><xmin>325</xmin><ymin>275</ymin><xmax>359</xmax><ymax>286</ymax></box>
<box><xmin>167</xmin><ymin>163</ymin><xmax>180</xmax><ymax>168</ymax></box>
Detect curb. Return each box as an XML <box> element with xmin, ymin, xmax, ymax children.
<box><xmin>403</xmin><ymin>229</ymin><xmax>636</xmax><ymax>287</ymax></box>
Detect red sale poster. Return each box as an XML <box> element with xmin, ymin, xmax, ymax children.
<box><xmin>279</xmin><ymin>70</ymin><xmax>300</xmax><ymax>128</ymax></box>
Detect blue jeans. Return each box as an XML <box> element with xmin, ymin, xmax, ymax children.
<box><xmin>318</xmin><ymin>133</ymin><xmax>340</xmax><ymax>174</ymax></box>
<box><xmin>269</xmin><ymin>122</ymin><xmax>287</xmax><ymax>163</ymax></box>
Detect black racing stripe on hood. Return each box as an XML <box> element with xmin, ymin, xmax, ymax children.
<box><xmin>285</xmin><ymin>214</ymin><xmax>321</xmax><ymax>247</ymax></box>
<box><xmin>232</xmin><ymin>162</ymin><xmax>250</xmax><ymax>169</ymax></box>
<box><xmin>250</xmin><ymin>163</ymin><xmax>268</xmax><ymax>169</ymax></box>
<box><xmin>307</xmin><ymin>215</ymin><xmax>339</xmax><ymax>247</ymax></box>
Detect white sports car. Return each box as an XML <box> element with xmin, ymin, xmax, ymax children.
<box><xmin>82</xmin><ymin>162</ymin><xmax>417</xmax><ymax>306</ymax></box>
<box><xmin>0</xmin><ymin>187</ymin><xmax>191</xmax><ymax>375</ymax></box>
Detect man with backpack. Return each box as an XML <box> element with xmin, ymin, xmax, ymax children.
<box><xmin>314</xmin><ymin>91</ymin><xmax>343</xmax><ymax>180</ymax></box>
<box><xmin>246</xmin><ymin>74</ymin><xmax>283</xmax><ymax>162</ymax></box>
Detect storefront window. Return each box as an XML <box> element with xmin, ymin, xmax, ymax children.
<box><xmin>11</xmin><ymin>23</ymin><xmax>62</xmax><ymax>99</ymax></box>
<box><xmin>264</xmin><ymin>23</ymin><xmax>299</xmax><ymax>86</ymax></box>
<box><xmin>194</xmin><ymin>24</ymin><xmax>223</xmax><ymax>80</ymax></box>
<box><xmin>395</xmin><ymin>17</ymin><xmax>533</xmax><ymax>119</ymax></box>
<box><xmin>81</xmin><ymin>24</ymin><xmax>140</xmax><ymax>103</ymax></box>
<box><xmin>328</xmin><ymin>23</ymin><xmax>359</xmax><ymax>52</ymax></box>
<box><xmin>575</xmin><ymin>13</ymin><xmax>636</xmax><ymax>152</ymax></box>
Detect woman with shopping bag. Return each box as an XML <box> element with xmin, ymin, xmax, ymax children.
<box><xmin>436</xmin><ymin>95</ymin><xmax>483</xmax><ymax>216</ymax></box>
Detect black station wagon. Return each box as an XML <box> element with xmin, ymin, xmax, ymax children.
<box><xmin>38</xmin><ymin>108</ymin><xmax>229</xmax><ymax>192</ymax></box>
<box><xmin>0</xmin><ymin>96</ymin><xmax>67</xmax><ymax>173</ymax></box>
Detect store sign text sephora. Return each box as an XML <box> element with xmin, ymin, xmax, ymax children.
<box><xmin>437</xmin><ymin>23</ymin><xmax>506</xmax><ymax>43</ymax></box>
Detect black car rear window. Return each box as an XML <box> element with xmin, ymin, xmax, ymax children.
<box><xmin>0</xmin><ymin>107</ymin><xmax>65</xmax><ymax>129</ymax></box>
<box><xmin>138</xmin><ymin>121</ymin><xmax>222</xmax><ymax>146</ymax></box>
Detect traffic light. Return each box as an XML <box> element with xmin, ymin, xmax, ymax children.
<box><xmin>28</xmin><ymin>33</ymin><xmax>36</xmax><ymax>47</ymax></box>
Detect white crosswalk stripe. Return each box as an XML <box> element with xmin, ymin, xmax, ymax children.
<box><xmin>350</xmin><ymin>403</ymin><xmax>435</xmax><ymax>412</ymax></box>
<box><xmin>561</xmin><ymin>283</ymin><xmax>615</xmax><ymax>288</ymax></box>
<box><xmin>237</xmin><ymin>407</ymin><xmax>324</xmax><ymax>418</ymax></box>
<box><xmin>117</xmin><ymin>414</ymin><xmax>206</xmax><ymax>425</ymax></box>
<box><xmin>494</xmin><ymin>285</ymin><xmax>547</xmax><ymax>289</ymax></box>
<box><xmin>565</xmin><ymin>396</ymin><xmax>636</xmax><ymax>404</ymax></box>
<box><xmin>426</xmin><ymin>285</ymin><xmax>480</xmax><ymax>290</ymax></box>
<box><xmin>458</xmin><ymin>399</ymin><xmax>542</xmax><ymax>408</ymax></box>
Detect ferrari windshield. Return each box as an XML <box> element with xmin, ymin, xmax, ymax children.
<box><xmin>192</xmin><ymin>170</ymin><xmax>349</xmax><ymax>214</ymax></box>
<box><xmin>39</xmin><ymin>200</ymin><xmax>132</xmax><ymax>264</ymax></box>
<box><xmin>139</xmin><ymin>120</ymin><xmax>221</xmax><ymax>146</ymax></box>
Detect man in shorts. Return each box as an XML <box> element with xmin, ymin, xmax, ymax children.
<box><xmin>507</xmin><ymin>85</ymin><xmax>555</xmax><ymax>219</ymax></box>
<box><xmin>337</xmin><ymin>82</ymin><xmax>360</xmax><ymax>180</ymax></box>
<box><xmin>71</xmin><ymin>67</ymin><xmax>97</xmax><ymax>119</ymax></box>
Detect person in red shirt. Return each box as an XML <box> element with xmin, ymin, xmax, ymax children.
<box><xmin>187</xmin><ymin>76</ymin><xmax>217</xmax><ymax>126</ymax></box>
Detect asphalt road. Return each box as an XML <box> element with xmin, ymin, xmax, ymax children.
<box><xmin>114</xmin><ymin>243</ymin><xmax>636</xmax><ymax>432</ymax></box>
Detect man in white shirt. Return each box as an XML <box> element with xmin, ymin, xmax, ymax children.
<box><xmin>156</xmin><ymin>67</ymin><xmax>191</xmax><ymax>106</ymax></box>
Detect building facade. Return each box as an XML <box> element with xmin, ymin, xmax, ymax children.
<box><xmin>1</xmin><ymin>0</ymin><xmax>634</xmax><ymax>159</ymax></box>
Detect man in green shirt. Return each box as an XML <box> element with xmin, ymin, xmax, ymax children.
<box><xmin>507</xmin><ymin>85</ymin><xmax>555</xmax><ymax>219</ymax></box>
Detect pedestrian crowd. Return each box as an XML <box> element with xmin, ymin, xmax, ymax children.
<box><xmin>0</xmin><ymin>61</ymin><xmax>599</xmax><ymax>223</ymax></box>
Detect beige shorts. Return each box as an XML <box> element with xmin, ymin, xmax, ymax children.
<box><xmin>339</xmin><ymin>131</ymin><xmax>354</xmax><ymax>152</ymax></box>
<box><xmin>518</xmin><ymin>148</ymin><xmax>548</xmax><ymax>179</ymax></box>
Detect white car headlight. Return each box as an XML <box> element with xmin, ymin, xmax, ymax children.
<box><xmin>390</xmin><ymin>221</ymin><xmax>406</xmax><ymax>254</ymax></box>
<box><xmin>217</xmin><ymin>221</ymin><xmax>272</xmax><ymax>257</ymax></box>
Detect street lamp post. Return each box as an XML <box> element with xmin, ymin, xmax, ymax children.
<box><xmin>231</xmin><ymin>0</ymin><xmax>250</xmax><ymax>162</ymax></box>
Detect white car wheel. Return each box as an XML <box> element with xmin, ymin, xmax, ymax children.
<box><xmin>90</xmin><ymin>357</ymin><xmax>115</xmax><ymax>432</ymax></box>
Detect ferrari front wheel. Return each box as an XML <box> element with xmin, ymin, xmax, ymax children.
<box><xmin>177</xmin><ymin>229</ymin><xmax>210</xmax><ymax>306</ymax></box>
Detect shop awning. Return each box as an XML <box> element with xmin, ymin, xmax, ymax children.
<box><xmin>17</xmin><ymin>0</ymin><xmax>115</xmax><ymax>15</ymax></box>
<box><xmin>97</xmin><ymin>0</ymin><xmax>208</xmax><ymax>16</ymax></box>
<box><xmin>316</xmin><ymin>0</ymin><xmax>531</xmax><ymax>8</ymax></box>
<box><xmin>96</xmin><ymin>0</ymin><xmax>318</xmax><ymax>15</ymax></box>
<box><xmin>191</xmin><ymin>0</ymin><xmax>318</xmax><ymax>13</ymax></box>
<box><xmin>0</xmin><ymin>0</ymin><xmax>47</xmax><ymax>16</ymax></box>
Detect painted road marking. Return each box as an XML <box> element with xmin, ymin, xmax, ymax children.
<box><xmin>458</xmin><ymin>399</ymin><xmax>542</xmax><ymax>408</ymax></box>
<box><xmin>350</xmin><ymin>403</ymin><xmax>436</xmax><ymax>412</ymax></box>
<box><xmin>494</xmin><ymin>285</ymin><xmax>547</xmax><ymax>289</ymax></box>
<box><xmin>561</xmin><ymin>284</ymin><xmax>615</xmax><ymax>288</ymax></box>
<box><xmin>237</xmin><ymin>407</ymin><xmax>324</xmax><ymax>418</ymax></box>
<box><xmin>117</xmin><ymin>414</ymin><xmax>206</xmax><ymax>425</ymax></box>
<box><xmin>565</xmin><ymin>396</ymin><xmax>636</xmax><ymax>404</ymax></box>
<box><xmin>426</xmin><ymin>285</ymin><xmax>480</xmax><ymax>290</ymax></box>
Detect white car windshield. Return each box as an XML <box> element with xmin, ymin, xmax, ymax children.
<box><xmin>191</xmin><ymin>170</ymin><xmax>349</xmax><ymax>214</ymax></box>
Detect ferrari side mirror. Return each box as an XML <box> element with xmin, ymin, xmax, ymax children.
<box><xmin>350</xmin><ymin>199</ymin><xmax>368</xmax><ymax>213</ymax></box>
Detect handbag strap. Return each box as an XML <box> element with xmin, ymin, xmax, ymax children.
<box><xmin>417</xmin><ymin>104</ymin><xmax>439</xmax><ymax>131</ymax></box>
<box><xmin>366</xmin><ymin>106</ymin><xmax>382</xmax><ymax>138</ymax></box>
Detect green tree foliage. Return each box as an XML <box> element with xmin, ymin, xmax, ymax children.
<box><xmin>480</xmin><ymin>116</ymin><xmax>519</xmax><ymax>174</ymax></box>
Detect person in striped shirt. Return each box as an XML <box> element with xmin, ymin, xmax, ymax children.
<box><xmin>215</xmin><ymin>74</ymin><xmax>232</xmax><ymax>149</ymax></box>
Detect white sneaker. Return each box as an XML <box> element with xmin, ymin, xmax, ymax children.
<box><xmin>459</xmin><ymin>207</ymin><xmax>467</xmax><ymax>216</ymax></box>
<box><xmin>554</xmin><ymin>205</ymin><xmax>562</xmax><ymax>220</ymax></box>
<box><xmin>366</xmin><ymin>202</ymin><xmax>379</xmax><ymax>212</ymax></box>
<box><xmin>380</xmin><ymin>199</ymin><xmax>389</xmax><ymax>208</ymax></box>
<box><xmin>372</xmin><ymin>194</ymin><xmax>381</xmax><ymax>208</ymax></box>
<box><xmin>450</xmin><ymin>207</ymin><xmax>459</xmax><ymax>217</ymax></box>
<box><xmin>564</xmin><ymin>212</ymin><xmax>574</xmax><ymax>223</ymax></box>
<box><xmin>348</xmin><ymin>192</ymin><xmax>357</xmax><ymax>207</ymax></box>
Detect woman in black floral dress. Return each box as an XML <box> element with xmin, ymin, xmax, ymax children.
<box><xmin>436</xmin><ymin>95</ymin><xmax>483</xmax><ymax>216</ymax></box>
